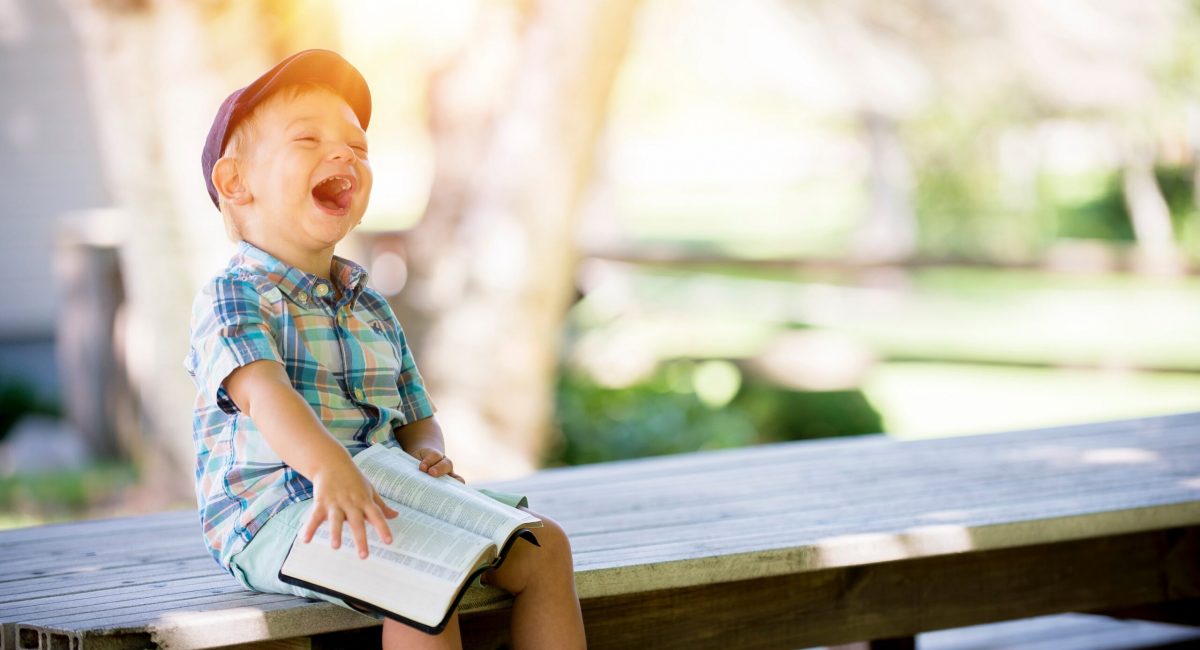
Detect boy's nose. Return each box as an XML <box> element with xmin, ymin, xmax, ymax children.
<box><xmin>328</xmin><ymin>144</ymin><xmax>355</xmax><ymax>161</ymax></box>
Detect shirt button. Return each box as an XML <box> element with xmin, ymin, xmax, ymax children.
<box><xmin>296</xmin><ymin>293</ymin><xmax>309</xmax><ymax>305</ymax></box>
<box><xmin>314</xmin><ymin>283</ymin><xmax>330</xmax><ymax>298</ymax></box>
<box><xmin>353</xmin><ymin>386</ymin><xmax>365</xmax><ymax>400</ymax></box>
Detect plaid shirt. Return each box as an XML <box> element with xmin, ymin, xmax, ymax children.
<box><xmin>185</xmin><ymin>241</ymin><xmax>435</xmax><ymax>572</ymax></box>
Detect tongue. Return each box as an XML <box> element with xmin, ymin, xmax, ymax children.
<box><xmin>312</xmin><ymin>183</ymin><xmax>350</xmax><ymax>211</ymax></box>
<box><xmin>314</xmin><ymin>195</ymin><xmax>339</xmax><ymax>210</ymax></box>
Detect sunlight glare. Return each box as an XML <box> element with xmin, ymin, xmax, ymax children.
<box><xmin>1080</xmin><ymin>447</ymin><xmax>1159</xmax><ymax>465</ymax></box>
<box><xmin>0</xmin><ymin>0</ymin><xmax>27</xmax><ymax>47</ymax></box>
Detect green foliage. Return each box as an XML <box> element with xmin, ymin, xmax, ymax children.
<box><xmin>734</xmin><ymin>381</ymin><xmax>884</xmax><ymax>442</ymax></box>
<box><xmin>0</xmin><ymin>462</ymin><xmax>138</xmax><ymax>523</ymax></box>
<box><xmin>1155</xmin><ymin>165</ymin><xmax>1198</xmax><ymax>229</ymax></box>
<box><xmin>1042</xmin><ymin>171</ymin><xmax>1134</xmax><ymax>241</ymax></box>
<box><xmin>0</xmin><ymin>380</ymin><xmax>60</xmax><ymax>444</ymax></box>
<box><xmin>546</xmin><ymin>362</ymin><xmax>884</xmax><ymax>466</ymax></box>
<box><xmin>906</xmin><ymin>105</ymin><xmax>1051</xmax><ymax>262</ymax></box>
<box><xmin>1040</xmin><ymin>165</ymin><xmax>1198</xmax><ymax>243</ymax></box>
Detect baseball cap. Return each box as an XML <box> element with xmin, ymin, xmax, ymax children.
<box><xmin>201</xmin><ymin>49</ymin><xmax>372</xmax><ymax>209</ymax></box>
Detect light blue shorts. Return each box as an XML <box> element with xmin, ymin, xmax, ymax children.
<box><xmin>228</xmin><ymin>488</ymin><xmax>529</xmax><ymax>619</ymax></box>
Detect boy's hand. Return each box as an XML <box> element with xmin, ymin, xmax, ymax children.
<box><xmin>413</xmin><ymin>447</ymin><xmax>465</xmax><ymax>483</ymax></box>
<box><xmin>302</xmin><ymin>457</ymin><xmax>399</xmax><ymax>559</ymax></box>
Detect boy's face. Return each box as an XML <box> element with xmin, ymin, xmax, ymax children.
<box><xmin>235</xmin><ymin>88</ymin><xmax>372</xmax><ymax>260</ymax></box>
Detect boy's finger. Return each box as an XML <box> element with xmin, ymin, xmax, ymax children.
<box><xmin>374</xmin><ymin>492</ymin><xmax>399</xmax><ymax>518</ymax></box>
<box><xmin>329</xmin><ymin>510</ymin><xmax>345</xmax><ymax>550</ymax></box>
<box><xmin>346</xmin><ymin>511</ymin><xmax>369</xmax><ymax>559</ymax></box>
<box><xmin>427</xmin><ymin>456</ymin><xmax>452</xmax><ymax>477</ymax></box>
<box><xmin>448</xmin><ymin>471</ymin><xmax>466</xmax><ymax>484</ymax></box>
<box><xmin>366</xmin><ymin>506</ymin><xmax>394</xmax><ymax>545</ymax></box>
<box><xmin>417</xmin><ymin>449</ymin><xmax>443</xmax><ymax>471</ymax></box>
<box><xmin>302</xmin><ymin>509</ymin><xmax>325</xmax><ymax>543</ymax></box>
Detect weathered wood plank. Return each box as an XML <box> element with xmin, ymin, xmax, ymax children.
<box><xmin>513</xmin><ymin>433</ymin><xmax>1200</xmax><ymax>532</ymax></box>
<box><xmin>548</xmin><ymin>469</ymin><xmax>1199</xmax><ymax>543</ymax></box>
<box><xmin>0</xmin><ymin>509</ymin><xmax>195</xmax><ymax>546</ymax></box>
<box><xmin>0</xmin><ymin>544</ymin><xmax>208</xmax><ymax>580</ymax></box>
<box><xmin>1</xmin><ymin>574</ymin><xmax>242</xmax><ymax>619</ymax></box>
<box><xmin>567</xmin><ymin>485</ymin><xmax>1200</xmax><ymax>563</ymax></box>
<box><xmin>460</xmin><ymin>526</ymin><xmax>1199</xmax><ymax>649</ymax></box>
<box><xmin>3</xmin><ymin>414</ymin><xmax>1192</xmax><ymax>557</ymax></box>
<box><xmin>17</xmin><ymin>592</ymin><xmax>303</xmax><ymax>629</ymax></box>
<box><xmin>1</xmin><ymin>412</ymin><xmax>1197</xmax><ymax>649</ymax></box>
<box><xmin>0</xmin><ymin>525</ymin><xmax>204</xmax><ymax>556</ymax></box>
<box><xmin>6</xmin><ymin>448</ymin><xmax>1189</xmax><ymax>576</ymax></box>
<box><xmin>0</xmin><ymin>559</ymin><xmax>220</xmax><ymax>600</ymax></box>
<box><xmin>518</xmin><ymin>434</ymin><xmax>1200</xmax><ymax>512</ymax></box>
<box><xmin>567</xmin><ymin>503</ymin><xmax>1200</xmax><ymax>600</ymax></box>
<box><xmin>487</xmin><ymin>412</ymin><xmax>1200</xmax><ymax>492</ymax></box>
<box><xmin>915</xmin><ymin>613</ymin><xmax>1200</xmax><ymax>650</ymax></box>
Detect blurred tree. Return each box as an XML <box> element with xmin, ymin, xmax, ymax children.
<box><xmin>64</xmin><ymin>0</ymin><xmax>341</xmax><ymax>504</ymax></box>
<box><xmin>791</xmin><ymin>0</ymin><xmax>1189</xmax><ymax>268</ymax></box>
<box><xmin>390</xmin><ymin>0</ymin><xmax>643</xmax><ymax>479</ymax></box>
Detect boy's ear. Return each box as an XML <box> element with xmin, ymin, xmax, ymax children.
<box><xmin>212</xmin><ymin>156</ymin><xmax>251</xmax><ymax>205</ymax></box>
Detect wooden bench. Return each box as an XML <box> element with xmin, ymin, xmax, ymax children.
<box><xmin>2</xmin><ymin>412</ymin><xmax>1199</xmax><ymax>649</ymax></box>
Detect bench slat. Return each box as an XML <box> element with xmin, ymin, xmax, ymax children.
<box><xmin>0</xmin><ymin>561</ymin><xmax>221</xmax><ymax>601</ymax></box>
<box><xmin>2</xmin><ymin>412</ymin><xmax>1197</xmax><ymax>649</ymax></box>
<box><xmin>529</xmin><ymin>447</ymin><xmax>1200</xmax><ymax>534</ymax></box>
<box><xmin>544</xmin><ymin>477</ymin><xmax>1199</xmax><ymax>548</ymax></box>
<box><xmin>509</xmin><ymin>434</ymin><xmax>1199</xmax><ymax>534</ymax></box>
<box><xmin>19</xmin><ymin>597</ymin><xmax>296</xmax><ymax>633</ymax></box>
<box><xmin>0</xmin><ymin>513</ymin><xmax>199</xmax><ymax>551</ymax></box>
<box><xmin>487</xmin><ymin>412</ymin><xmax>1200</xmax><ymax>491</ymax></box>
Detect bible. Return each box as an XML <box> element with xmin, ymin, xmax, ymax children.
<box><xmin>278</xmin><ymin>443</ymin><xmax>542</xmax><ymax>634</ymax></box>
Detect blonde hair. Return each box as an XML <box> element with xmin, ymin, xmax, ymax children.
<box><xmin>215</xmin><ymin>82</ymin><xmax>342</xmax><ymax>241</ymax></box>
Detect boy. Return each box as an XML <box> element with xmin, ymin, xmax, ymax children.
<box><xmin>186</xmin><ymin>49</ymin><xmax>586</xmax><ymax>649</ymax></box>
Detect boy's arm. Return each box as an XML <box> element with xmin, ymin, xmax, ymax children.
<box><xmin>223</xmin><ymin>359</ymin><xmax>397</xmax><ymax>558</ymax></box>
<box><xmin>393</xmin><ymin>415</ymin><xmax>464</xmax><ymax>483</ymax></box>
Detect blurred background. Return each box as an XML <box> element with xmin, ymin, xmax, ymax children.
<box><xmin>2</xmin><ymin>0</ymin><xmax>1200</xmax><ymax>528</ymax></box>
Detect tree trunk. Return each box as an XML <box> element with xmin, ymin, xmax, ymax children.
<box><xmin>1123</xmin><ymin>149</ymin><xmax>1185</xmax><ymax>276</ymax></box>
<box><xmin>394</xmin><ymin>0</ymin><xmax>643</xmax><ymax>480</ymax></box>
<box><xmin>64</xmin><ymin>0</ymin><xmax>340</xmax><ymax>506</ymax></box>
<box><xmin>852</xmin><ymin>111</ymin><xmax>918</xmax><ymax>263</ymax></box>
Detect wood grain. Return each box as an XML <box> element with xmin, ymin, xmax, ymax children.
<box><xmin>1</xmin><ymin>412</ymin><xmax>1197</xmax><ymax>648</ymax></box>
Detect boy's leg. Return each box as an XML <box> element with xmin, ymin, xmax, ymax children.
<box><xmin>382</xmin><ymin>612</ymin><xmax>462</xmax><ymax>650</ymax></box>
<box><xmin>480</xmin><ymin>509</ymin><xmax>586</xmax><ymax>649</ymax></box>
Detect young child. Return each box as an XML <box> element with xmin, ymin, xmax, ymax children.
<box><xmin>185</xmin><ymin>49</ymin><xmax>586</xmax><ymax>649</ymax></box>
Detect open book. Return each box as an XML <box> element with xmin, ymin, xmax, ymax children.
<box><xmin>278</xmin><ymin>443</ymin><xmax>542</xmax><ymax>634</ymax></box>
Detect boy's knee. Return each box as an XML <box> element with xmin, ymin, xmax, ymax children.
<box><xmin>483</xmin><ymin>512</ymin><xmax>574</xmax><ymax>593</ymax></box>
<box><xmin>532</xmin><ymin>515</ymin><xmax>573</xmax><ymax>567</ymax></box>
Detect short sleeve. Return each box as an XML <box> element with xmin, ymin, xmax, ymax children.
<box><xmin>185</xmin><ymin>277</ymin><xmax>284</xmax><ymax>414</ymax></box>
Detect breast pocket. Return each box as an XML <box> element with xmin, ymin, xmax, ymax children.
<box><xmin>357</xmin><ymin>318</ymin><xmax>406</xmax><ymax>406</ymax></box>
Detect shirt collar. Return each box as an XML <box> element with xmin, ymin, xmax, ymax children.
<box><xmin>232</xmin><ymin>241</ymin><xmax>369</xmax><ymax>308</ymax></box>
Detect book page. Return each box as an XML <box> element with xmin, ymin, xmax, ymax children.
<box><xmin>280</xmin><ymin>498</ymin><xmax>494</xmax><ymax>628</ymax></box>
<box><xmin>354</xmin><ymin>444</ymin><xmax>541</xmax><ymax>548</ymax></box>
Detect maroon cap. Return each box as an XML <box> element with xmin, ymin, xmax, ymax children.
<box><xmin>202</xmin><ymin>49</ymin><xmax>371</xmax><ymax>209</ymax></box>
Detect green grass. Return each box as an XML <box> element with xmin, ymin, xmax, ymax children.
<box><xmin>566</xmin><ymin>263</ymin><xmax>1200</xmax><ymax>444</ymax></box>
<box><xmin>0</xmin><ymin>461</ymin><xmax>139</xmax><ymax>530</ymax></box>
<box><xmin>574</xmin><ymin>264</ymin><xmax>1200</xmax><ymax>370</ymax></box>
<box><xmin>863</xmin><ymin>362</ymin><xmax>1200</xmax><ymax>440</ymax></box>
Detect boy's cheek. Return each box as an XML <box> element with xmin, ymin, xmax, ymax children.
<box><xmin>231</xmin><ymin>211</ymin><xmax>262</xmax><ymax>238</ymax></box>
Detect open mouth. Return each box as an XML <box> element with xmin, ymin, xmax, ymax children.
<box><xmin>311</xmin><ymin>175</ymin><xmax>355</xmax><ymax>215</ymax></box>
